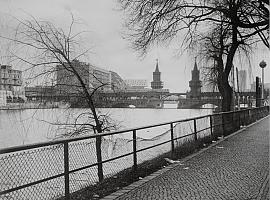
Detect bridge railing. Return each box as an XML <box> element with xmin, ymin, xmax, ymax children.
<box><xmin>0</xmin><ymin>106</ymin><xmax>269</xmax><ymax>200</ymax></box>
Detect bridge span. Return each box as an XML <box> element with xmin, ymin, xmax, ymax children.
<box><xmin>93</xmin><ymin>91</ymin><xmax>256</xmax><ymax>109</ymax></box>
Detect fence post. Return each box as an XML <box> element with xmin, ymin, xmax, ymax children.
<box><xmin>222</xmin><ymin>113</ymin><xmax>225</xmax><ymax>136</ymax></box>
<box><xmin>248</xmin><ymin>109</ymin><xmax>251</xmax><ymax>124</ymax></box>
<box><xmin>133</xmin><ymin>130</ymin><xmax>137</xmax><ymax>178</ymax></box>
<box><xmin>209</xmin><ymin>115</ymin><xmax>213</xmax><ymax>138</ymax></box>
<box><xmin>96</xmin><ymin>135</ymin><xmax>104</xmax><ymax>182</ymax></box>
<box><xmin>238</xmin><ymin>110</ymin><xmax>241</xmax><ymax>129</ymax></box>
<box><xmin>243</xmin><ymin>109</ymin><xmax>246</xmax><ymax>126</ymax></box>
<box><xmin>231</xmin><ymin>112</ymin><xmax>234</xmax><ymax>132</ymax></box>
<box><xmin>170</xmin><ymin>123</ymin><xmax>174</xmax><ymax>158</ymax></box>
<box><xmin>193</xmin><ymin>119</ymin><xmax>197</xmax><ymax>141</ymax></box>
<box><xmin>64</xmin><ymin>142</ymin><xmax>70</xmax><ymax>200</ymax></box>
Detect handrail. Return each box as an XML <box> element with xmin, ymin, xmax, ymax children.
<box><xmin>0</xmin><ymin>106</ymin><xmax>268</xmax><ymax>200</ymax></box>
<box><xmin>1</xmin><ymin>106</ymin><xmax>267</xmax><ymax>154</ymax></box>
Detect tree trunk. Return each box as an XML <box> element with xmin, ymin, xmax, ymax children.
<box><xmin>93</xmin><ymin>126</ymin><xmax>104</xmax><ymax>182</ymax></box>
<box><xmin>65</xmin><ymin>60</ymin><xmax>105</xmax><ymax>181</ymax></box>
<box><xmin>89</xmin><ymin>99</ymin><xmax>104</xmax><ymax>182</ymax></box>
<box><xmin>96</xmin><ymin>135</ymin><xmax>103</xmax><ymax>182</ymax></box>
<box><xmin>217</xmin><ymin>71</ymin><xmax>233</xmax><ymax>112</ymax></box>
<box><xmin>221</xmin><ymin>80</ymin><xmax>233</xmax><ymax>112</ymax></box>
<box><xmin>219</xmin><ymin>22</ymin><xmax>238</xmax><ymax>112</ymax></box>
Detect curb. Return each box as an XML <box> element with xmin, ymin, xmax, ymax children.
<box><xmin>100</xmin><ymin>116</ymin><xmax>269</xmax><ymax>200</ymax></box>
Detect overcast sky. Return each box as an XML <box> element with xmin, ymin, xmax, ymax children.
<box><xmin>0</xmin><ymin>0</ymin><xmax>269</xmax><ymax>92</ymax></box>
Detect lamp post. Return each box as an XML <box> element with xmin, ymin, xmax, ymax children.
<box><xmin>259</xmin><ymin>60</ymin><xmax>267</xmax><ymax>102</ymax></box>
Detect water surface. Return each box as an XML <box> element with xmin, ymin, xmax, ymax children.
<box><xmin>0</xmin><ymin>108</ymin><xmax>212</xmax><ymax>148</ymax></box>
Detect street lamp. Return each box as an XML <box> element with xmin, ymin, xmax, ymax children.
<box><xmin>259</xmin><ymin>60</ymin><xmax>267</xmax><ymax>101</ymax></box>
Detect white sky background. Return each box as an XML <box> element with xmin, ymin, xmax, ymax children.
<box><xmin>0</xmin><ymin>0</ymin><xmax>269</xmax><ymax>92</ymax></box>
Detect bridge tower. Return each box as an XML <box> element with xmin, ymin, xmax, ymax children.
<box><xmin>188</xmin><ymin>60</ymin><xmax>202</xmax><ymax>99</ymax></box>
<box><xmin>151</xmin><ymin>59</ymin><xmax>163</xmax><ymax>89</ymax></box>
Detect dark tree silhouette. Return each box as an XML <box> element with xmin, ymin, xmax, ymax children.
<box><xmin>119</xmin><ymin>0</ymin><xmax>269</xmax><ymax>111</ymax></box>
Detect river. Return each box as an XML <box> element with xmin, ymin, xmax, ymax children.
<box><xmin>0</xmin><ymin>108</ymin><xmax>212</xmax><ymax>148</ymax></box>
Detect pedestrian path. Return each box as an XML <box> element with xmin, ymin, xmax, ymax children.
<box><xmin>102</xmin><ymin>116</ymin><xmax>269</xmax><ymax>200</ymax></box>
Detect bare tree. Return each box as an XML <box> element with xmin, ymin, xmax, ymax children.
<box><xmin>0</xmin><ymin>15</ymin><xmax>114</xmax><ymax>180</ymax></box>
<box><xmin>1</xmin><ymin>16</ymin><xmax>112</xmax><ymax>133</ymax></box>
<box><xmin>119</xmin><ymin>0</ymin><xmax>269</xmax><ymax>111</ymax></box>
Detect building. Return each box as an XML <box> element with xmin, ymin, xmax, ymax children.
<box><xmin>0</xmin><ymin>65</ymin><xmax>22</xmax><ymax>90</ymax></box>
<box><xmin>188</xmin><ymin>60</ymin><xmax>202</xmax><ymax>99</ymax></box>
<box><xmin>0</xmin><ymin>90</ymin><xmax>12</xmax><ymax>106</ymax></box>
<box><xmin>56</xmin><ymin>60</ymin><xmax>126</xmax><ymax>97</ymax></box>
<box><xmin>238</xmin><ymin>70</ymin><xmax>247</xmax><ymax>92</ymax></box>
<box><xmin>89</xmin><ymin>65</ymin><xmax>111</xmax><ymax>92</ymax></box>
<box><xmin>151</xmin><ymin>59</ymin><xmax>163</xmax><ymax>89</ymax></box>
<box><xmin>0</xmin><ymin>64</ymin><xmax>24</xmax><ymax>105</ymax></box>
<box><xmin>110</xmin><ymin>71</ymin><xmax>127</xmax><ymax>91</ymax></box>
<box><xmin>124</xmin><ymin>79</ymin><xmax>148</xmax><ymax>89</ymax></box>
<box><xmin>56</xmin><ymin>59</ymin><xmax>90</xmax><ymax>96</ymax></box>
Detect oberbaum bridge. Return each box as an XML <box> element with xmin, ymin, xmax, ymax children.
<box><xmin>96</xmin><ymin>60</ymin><xmax>260</xmax><ymax>109</ymax></box>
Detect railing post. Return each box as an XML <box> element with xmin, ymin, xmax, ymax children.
<box><xmin>64</xmin><ymin>142</ymin><xmax>70</xmax><ymax>200</ymax></box>
<box><xmin>231</xmin><ymin>112</ymin><xmax>234</xmax><ymax>132</ymax></box>
<box><xmin>209</xmin><ymin>115</ymin><xmax>213</xmax><ymax>138</ymax></box>
<box><xmin>243</xmin><ymin>109</ymin><xmax>246</xmax><ymax>126</ymax></box>
<box><xmin>222</xmin><ymin>113</ymin><xmax>225</xmax><ymax>136</ymax></box>
<box><xmin>193</xmin><ymin>119</ymin><xmax>197</xmax><ymax>141</ymax></box>
<box><xmin>248</xmin><ymin>109</ymin><xmax>251</xmax><ymax>124</ymax></box>
<box><xmin>133</xmin><ymin>130</ymin><xmax>137</xmax><ymax>178</ymax></box>
<box><xmin>96</xmin><ymin>135</ymin><xmax>104</xmax><ymax>182</ymax></box>
<box><xmin>238</xmin><ymin>110</ymin><xmax>241</xmax><ymax>129</ymax></box>
<box><xmin>170</xmin><ymin>123</ymin><xmax>174</xmax><ymax>158</ymax></box>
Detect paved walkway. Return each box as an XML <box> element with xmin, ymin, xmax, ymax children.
<box><xmin>102</xmin><ymin>116</ymin><xmax>269</xmax><ymax>200</ymax></box>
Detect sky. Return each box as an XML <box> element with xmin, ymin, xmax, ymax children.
<box><xmin>0</xmin><ymin>0</ymin><xmax>269</xmax><ymax>92</ymax></box>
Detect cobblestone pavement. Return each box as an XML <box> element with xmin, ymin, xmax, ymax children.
<box><xmin>103</xmin><ymin>116</ymin><xmax>269</xmax><ymax>200</ymax></box>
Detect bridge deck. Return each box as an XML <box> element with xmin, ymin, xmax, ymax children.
<box><xmin>102</xmin><ymin>116</ymin><xmax>269</xmax><ymax>200</ymax></box>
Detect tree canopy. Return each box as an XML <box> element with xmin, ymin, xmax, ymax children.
<box><xmin>119</xmin><ymin>0</ymin><xmax>269</xmax><ymax>111</ymax></box>
<box><xmin>120</xmin><ymin>0</ymin><xmax>269</xmax><ymax>54</ymax></box>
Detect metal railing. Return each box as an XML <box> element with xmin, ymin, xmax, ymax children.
<box><xmin>0</xmin><ymin>106</ymin><xmax>269</xmax><ymax>200</ymax></box>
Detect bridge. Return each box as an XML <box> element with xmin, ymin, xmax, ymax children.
<box><xmin>91</xmin><ymin>62</ymin><xmax>259</xmax><ymax>109</ymax></box>
<box><xmin>26</xmin><ymin>86</ymin><xmax>258</xmax><ymax>109</ymax></box>
<box><xmin>178</xmin><ymin>92</ymin><xmax>257</xmax><ymax>109</ymax></box>
<box><xmin>93</xmin><ymin>91</ymin><xmax>256</xmax><ymax>109</ymax></box>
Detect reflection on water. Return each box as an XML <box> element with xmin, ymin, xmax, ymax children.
<box><xmin>0</xmin><ymin>108</ymin><xmax>212</xmax><ymax>148</ymax></box>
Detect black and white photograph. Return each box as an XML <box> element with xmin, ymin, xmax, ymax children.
<box><xmin>0</xmin><ymin>0</ymin><xmax>269</xmax><ymax>199</ymax></box>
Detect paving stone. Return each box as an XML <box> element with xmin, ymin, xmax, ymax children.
<box><xmin>102</xmin><ymin>117</ymin><xmax>269</xmax><ymax>200</ymax></box>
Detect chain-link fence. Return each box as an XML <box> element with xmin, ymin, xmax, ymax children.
<box><xmin>0</xmin><ymin>106</ymin><xmax>269</xmax><ymax>199</ymax></box>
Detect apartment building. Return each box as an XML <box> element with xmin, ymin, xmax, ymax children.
<box><xmin>0</xmin><ymin>65</ymin><xmax>22</xmax><ymax>90</ymax></box>
<box><xmin>0</xmin><ymin>64</ymin><xmax>24</xmax><ymax>105</ymax></box>
<box><xmin>56</xmin><ymin>60</ymin><xmax>125</xmax><ymax>97</ymax></box>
